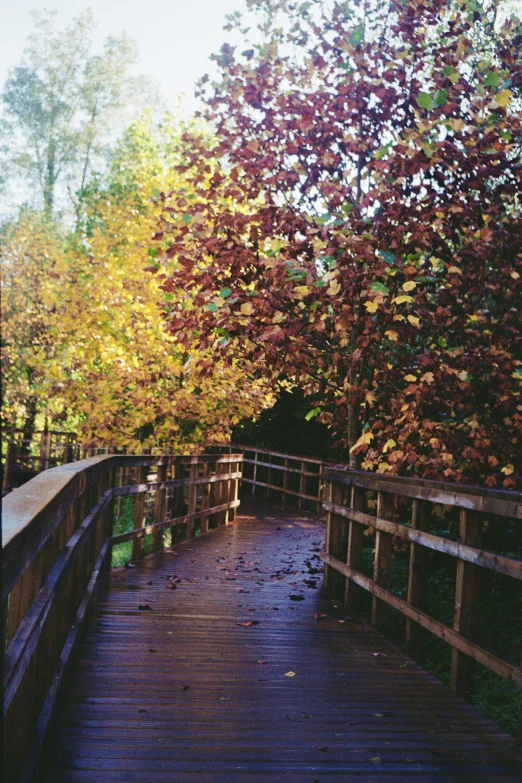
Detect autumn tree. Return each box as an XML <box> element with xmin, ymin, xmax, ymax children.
<box><xmin>158</xmin><ymin>0</ymin><xmax>521</xmax><ymax>486</ymax></box>
<box><xmin>58</xmin><ymin>113</ymin><xmax>272</xmax><ymax>450</ymax></box>
<box><xmin>0</xmin><ymin>213</ymin><xmax>71</xmax><ymax>440</ymax></box>
<box><xmin>0</xmin><ymin>9</ymin><xmax>158</xmax><ymax>220</ymax></box>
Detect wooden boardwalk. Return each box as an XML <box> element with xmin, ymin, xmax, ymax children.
<box><xmin>46</xmin><ymin>501</ymin><xmax>522</xmax><ymax>783</ymax></box>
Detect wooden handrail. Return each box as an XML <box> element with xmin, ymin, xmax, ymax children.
<box><xmin>321</xmin><ymin>467</ymin><xmax>522</xmax><ymax>743</ymax></box>
<box><xmin>2</xmin><ymin>452</ymin><xmax>243</xmax><ymax>783</ymax></box>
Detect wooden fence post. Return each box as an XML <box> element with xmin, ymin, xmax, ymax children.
<box><xmin>371</xmin><ymin>491</ymin><xmax>395</xmax><ymax>631</ymax></box>
<box><xmin>251</xmin><ymin>450</ymin><xmax>258</xmax><ymax>496</ymax></box>
<box><xmin>186</xmin><ymin>462</ymin><xmax>198</xmax><ymax>538</ymax></box>
<box><xmin>132</xmin><ymin>466</ymin><xmax>148</xmax><ymax>561</ymax></box>
<box><xmin>405</xmin><ymin>499</ymin><xmax>430</xmax><ymax>660</ymax></box>
<box><xmin>200</xmin><ymin>462</ymin><xmax>210</xmax><ymax>535</ymax></box>
<box><xmin>324</xmin><ymin>479</ymin><xmax>347</xmax><ymax>600</ymax></box>
<box><xmin>282</xmin><ymin>458</ymin><xmax>288</xmax><ymax>506</ymax></box>
<box><xmin>450</xmin><ymin>509</ymin><xmax>482</xmax><ymax>700</ymax></box>
<box><xmin>298</xmin><ymin>461</ymin><xmax>306</xmax><ymax>509</ymax></box>
<box><xmin>153</xmin><ymin>464</ymin><xmax>167</xmax><ymax>552</ymax></box>
<box><xmin>2</xmin><ymin>442</ymin><xmax>16</xmax><ymax>493</ymax></box>
<box><xmin>231</xmin><ymin>458</ymin><xmax>239</xmax><ymax>521</ymax></box>
<box><xmin>345</xmin><ymin>485</ymin><xmax>366</xmax><ymax>610</ymax></box>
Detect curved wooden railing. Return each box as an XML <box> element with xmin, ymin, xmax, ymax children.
<box><xmin>2</xmin><ymin>452</ymin><xmax>242</xmax><ymax>783</ymax></box>
<box><xmin>320</xmin><ymin>467</ymin><xmax>522</xmax><ymax>741</ymax></box>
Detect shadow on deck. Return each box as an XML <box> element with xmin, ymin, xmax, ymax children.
<box><xmin>46</xmin><ymin>501</ymin><xmax>521</xmax><ymax>783</ymax></box>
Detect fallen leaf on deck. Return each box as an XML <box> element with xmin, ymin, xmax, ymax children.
<box><xmin>373</xmin><ymin>711</ymin><xmax>395</xmax><ymax>718</ymax></box>
<box><xmin>369</xmin><ymin>756</ymin><xmax>381</xmax><ymax>764</ymax></box>
<box><xmin>372</xmin><ymin>652</ymin><xmax>387</xmax><ymax>657</ymax></box>
<box><xmin>284</xmin><ymin>671</ymin><xmax>296</xmax><ymax>677</ymax></box>
<box><xmin>289</xmin><ymin>594</ymin><xmax>305</xmax><ymax>601</ymax></box>
<box><xmin>181</xmin><ymin>685</ymin><xmax>190</xmax><ymax>691</ymax></box>
<box><xmin>236</xmin><ymin>621</ymin><xmax>260</xmax><ymax>627</ymax></box>
<box><xmin>138</xmin><ymin>604</ymin><xmax>152</xmax><ymax>611</ymax></box>
<box><xmin>256</xmin><ymin>659</ymin><xmax>267</xmax><ymax>664</ymax></box>
<box><xmin>314</xmin><ymin>613</ymin><xmax>327</xmax><ymax>620</ymax></box>
<box><xmin>316</xmin><ymin>745</ymin><xmax>328</xmax><ymax>751</ymax></box>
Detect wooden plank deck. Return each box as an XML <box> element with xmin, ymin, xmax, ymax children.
<box><xmin>46</xmin><ymin>501</ymin><xmax>522</xmax><ymax>782</ymax></box>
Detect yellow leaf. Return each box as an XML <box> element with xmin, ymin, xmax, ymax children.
<box><xmin>349</xmin><ymin>431</ymin><xmax>374</xmax><ymax>453</ymax></box>
<box><xmin>364</xmin><ymin>300</ymin><xmax>379</xmax><ymax>313</ymax></box>
<box><xmin>501</xmin><ymin>464</ymin><xmax>514</xmax><ymax>475</ymax></box>
<box><xmin>448</xmin><ymin>265</ymin><xmax>462</xmax><ymax>274</ymax></box>
<box><xmin>392</xmin><ymin>295</ymin><xmax>414</xmax><ymax>305</ymax></box>
<box><xmin>293</xmin><ymin>285</ymin><xmax>311</xmax><ymax>298</ymax></box>
<box><xmin>404</xmin><ymin>374</ymin><xmax>417</xmax><ymax>382</ymax></box>
<box><xmin>284</xmin><ymin>671</ymin><xmax>296</xmax><ymax>677</ymax></box>
<box><xmin>402</xmin><ymin>281</ymin><xmax>416</xmax><ymax>292</ymax></box>
<box><xmin>407</xmin><ymin>315</ymin><xmax>420</xmax><ymax>327</ymax></box>
<box><xmin>383</xmin><ymin>439</ymin><xmax>396</xmax><ymax>453</ymax></box>
<box><xmin>240</xmin><ymin>302</ymin><xmax>253</xmax><ymax>315</ymax></box>
<box><xmin>385</xmin><ymin>330</ymin><xmax>398</xmax><ymax>341</ymax></box>
<box><xmin>494</xmin><ymin>89</ymin><xmax>512</xmax><ymax>107</ymax></box>
<box><xmin>365</xmin><ymin>391</ymin><xmax>376</xmax><ymax>406</ymax></box>
<box><xmin>328</xmin><ymin>280</ymin><xmax>341</xmax><ymax>296</ymax></box>
<box><xmin>420</xmin><ymin>371</ymin><xmax>434</xmax><ymax>384</ymax></box>
<box><xmin>511</xmin><ymin>272</ymin><xmax>520</xmax><ymax>280</ymax></box>
<box><xmin>377</xmin><ymin>462</ymin><xmax>391</xmax><ymax>473</ymax></box>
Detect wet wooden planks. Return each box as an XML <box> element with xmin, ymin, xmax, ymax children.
<box><xmin>46</xmin><ymin>501</ymin><xmax>522</xmax><ymax>782</ymax></box>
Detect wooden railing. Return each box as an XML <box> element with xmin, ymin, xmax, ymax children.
<box><xmin>320</xmin><ymin>466</ymin><xmax>522</xmax><ymax>741</ymax></box>
<box><xmin>2</xmin><ymin>452</ymin><xmax>242</xmax><ymax>783</ymax></box>
<box><xmin>216</xmin><ymin>444</ymin><xmax>326</xmax><ymax>511</ymax></box>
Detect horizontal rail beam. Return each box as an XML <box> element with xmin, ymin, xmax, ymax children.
<box><xmin>323</xmin><ymin>501</ymin><xmax>522</xmax><ymax>580</ymax></box>
<box><xmin>111</xmin><ymin>500</ymin><xmax>241</xmax><ymax>544</ymax></box>
<box><xmin>113</xmin><ymin>471</ymin><xmax>242</xmax><ymax>497</ymax></box>
<box><xmin>242</xmin><ymin>458</ymin><xmax>321</xmax><ymax>477</ymax></box>
<box><xmin>320</xmin><ymin>551</ymin><xmax>522</xmax><ymax>691</ymax></box>
<box><xmin>325</xmin><ymin>468</ymin><xmax>521</xmax><ymax>518</ymax></box>
<box><xmin>240</xmin><ymin>476</ymin><xmax>321</xmax><ymax>503</ymax></box>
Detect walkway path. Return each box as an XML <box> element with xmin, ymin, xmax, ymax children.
<box><xmin>47</xmin><ymin>501</ymin><xmax>521</xmax><ymax>782</ymax></box>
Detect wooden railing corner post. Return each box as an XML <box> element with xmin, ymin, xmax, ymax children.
<box><xmin>405</xmin><ymin>498</ymin><xmax>430</xmax><ymax>660</ymax></box>
<box><xmin>153</xmin><ymin>462</ymin><xmax>167</xmax><ymax>552</ymax></box>
<box><xmin>324</xmin><ymin>478</ymin><xmax>347</xmax><ymax>600</ymax></box>
<box><xmin>371</xmin><ymin>490</ymin><xmax>395</xmax><ymax>631</ymax></box>
<box><xmin>345</xmin><ymin>485</ymin><xmax>366</xmax><ymax>610</ymax></box>
<box><xmin>132</xmin><ymin>465</ymin><xmax>148</xmax><ymax>562</ymax></box>
<box><xmin>2</xmin><ymin>441</ymin><xmax>16</xmax><ymax>493</ymax></box>
<box><xmin>450</xmin><ymin>509</ymin><xmax>483</xmax><ymax>701</ymax></box>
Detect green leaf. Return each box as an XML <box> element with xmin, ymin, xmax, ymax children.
<box><xmin>314</xmin><ymin>280</ymin><xmax>328</xmax><ymax>287</ymax></box>
<box><xmin>182</xmin><ymin>213</ymin><xmax>193</xmax><ymax>224</ymax></box>
<box><xmin>349</xmin><ymin>24</ymin><xmax>364</xmax><ymax>45</ymax></box>
<box><xmin>377</xmin><ymin>250</ymin><xmax>395</xmax><ymax>265</ymax></box>
<box><xmin>434</xmin><ymin>89</ymin><xmax>448</xmax><ymax>107</ymax></box>
<box><xmin>219</xmin><ymin>287</ymin><xmax>232</xmax><ymax>298</ymax></box>
<box><xmin>204</xmin><ymin>302</ymin><xmax>219</xmax><ymax>312</ymax></box>
<box><xmin>305</xmin><ymin>407</ymin><xmax>321</xmax><ymax>421</ymax></box>
<box><xmin>375</xmin><ymin>142</ymin><xmax>392</xmax><ymax>160</ymax></box>
<box><xmin>443</xmin><ymin>65</ymin><xmax>457</xmax><ymax>77</ymax></box>
<box><xmin>164</xmin><ymin>293</ymin><xmax>174</xmax><ymax>301</ymax></box>
<box><xmin>484</xmin><ymin>71</ymin><xmax>501</xmax><ymax>88</ymax></box>
<box><xmin>417</xmin><ymin>92</ymin><xmax>435</xmax><ymax>110</ymax></box>
<box><xmin>437</xmin><ymin>336</ymin><xmax>447</xmax><ymax>347</ymax></box>
<box><xmin>147</xmin><ymin>248</ymin><xmax>157</xmax><ymax>258</ymax></box>
<box><xmin>370</xmin><ymin>282</ymin><xmax>389</xmax><ymax>294</ymax></box>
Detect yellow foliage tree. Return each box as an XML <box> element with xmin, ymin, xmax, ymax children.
<box><xmin>0</xmin><ymin>214</ymin><xmax>72</xmax><ymax>440</ymax></box>
<box><xmin>57</xmin><ymin>113</ymin><xmax>272</xmax><ymax>450</ymax></box>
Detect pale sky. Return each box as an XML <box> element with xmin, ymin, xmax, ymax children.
<box><xmin>0</xmin><ymin>0</ymin><xmax>252</xmax><ymax>114</ymax></box>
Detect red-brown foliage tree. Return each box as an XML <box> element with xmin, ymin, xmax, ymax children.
<box><xmin>158</xmin><ymin>0</ymin><xmax>521</xmax><ymax>486</ymax></box>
